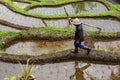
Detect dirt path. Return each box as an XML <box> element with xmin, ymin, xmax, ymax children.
<box><xmin>0</xmin><ymin>49</ymin><xmax>120</xmax><ymax>65</ymax></box>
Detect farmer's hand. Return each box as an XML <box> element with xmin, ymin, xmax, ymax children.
<box><xmin>76</xmin><ymin>40</ymin><xmax>79</xmax><ymax>43</ymax></box>
<box><xmin>68</xmin><ymin>18</ymin><xmax>72</xmax><ymax>21</ymax></box>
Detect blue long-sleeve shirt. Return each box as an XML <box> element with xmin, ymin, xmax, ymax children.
<box><xmin>74</xmin><ymin>23</ymin><xmax>84</xmax><ymax>42</ymax></box>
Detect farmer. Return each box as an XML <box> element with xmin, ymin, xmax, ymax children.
<box><xmin>68</xmin><ymin>18</ymin><xmax>91</xmax><ymax>55</ymax></box>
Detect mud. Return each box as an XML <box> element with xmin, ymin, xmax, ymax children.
<box><xmin>4</xmin><ymin>35</ymin><xmax>94</xmax><ymax>55</ymax></box>
<box><xmin>1</xmin><ymin>34</ymin><xmax>120</xmax><ymax>65</ymax></box>
<box><xmin>0</xmin><ymin>49</ymin><xmax>120</xmax><ymax>65</ymax></box>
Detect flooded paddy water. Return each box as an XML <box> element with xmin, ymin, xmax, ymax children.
<box><xmin>5</xmin><ymin>40</ymin><xmax>73</xmax><ymax>55</ymax></box>
<box><xmin>0</xmin><ymin>4</ymin><xmax>44</xmax><ymax>27</ymax></box>
<box><xmin>44</xmin><ymin>19</ymin><xmax>120</xmax><ymax>32</ymax></box>
<box><xmin>0</xmin><ymin>3</ymin><xmax>119</xmax><ymax>31</ymax></box>
<box><xmin>0</xmin><ymin>0</ymin><xmax>120</xmax><ymax>80</ymax></box>
<box><xmin>29</xmin><ymin>2</ymin><xmax>108</xmax><ymax>15</ymax></box>
<box><xmin>0</xmin><ymin>2</ymin><xmax>107</xmax><ymax>27</ymax></box>
<box><xmin>0</xmin><ymin>61</ymin><xmax>120</xmax><ymax>80</ymax></box>
<box><xmin>5</xmin><ymin>40</ymin><xmax>120</xmax><ymax>55</ymax></box>
<box><xmin>0</xmin><ymin>1</ymin><xmax>109</xmax><ymax>30</ymax></box>
<box><xmin>0</xmin><ymin>18</ymin><xmax>119</xmax><ymax>32</ymax></box>
<box><xmin>94</xmin><ymin>40</ymin><xmax>120</xmax><ymax>52</ymax></box>
<box><xmin>0</xmin><ymin>1</ymin><xmax>119</xmax><ymax>31</ymax></box>
<box><xmin>0</xmin><ymin>24</ymin><xmax>18</xmax><ymax>31</ymax></box>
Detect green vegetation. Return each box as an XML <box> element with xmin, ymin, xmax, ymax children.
<box><xmin>84</xmin><ymin>29</ymin><xmax>116</xmax><ymax>40</ymax></box>
<box><xmin>92</xmin><ymin>47</ymin><xmax>105</xmax><ymax>52</ymax></box>
<box><xmin>4</xmin><ymin>76</ymin><xmax>16</xmax><ymax>80</ymax></box>
<box><xmin>0</xmin><ymin>0</ymin><xmax>119</xmax><ymax>19</ymax></box>
<box><xmin>0</xmin><ymin>0</ymin><xmax>120</xmax><ymax>79</ymax></box>
<box><xmin>18</xmin><ymin>59</ymin><xmax>35</xmax><ymax>80</ymax></box>
<box><xmin>0</xmin><ymin>30</ymin><xmax>18</xmax><ymax>49</ymax></box>
<box><xmin>103</xmin><ymin>0</ymin><xmax>120</xmax><ymax>19</ymax></box>
<box><xmin>0</xmin><ymin>26</ymin><xmax>118</xmax><ymax>55</ymax></box>
<box><xmin>0</xmin><ymin>0</ymin><xmax>119</xmax><ymax>55</ymax></box>
<box><xmin>0</xmin><ymin>30</ymin><xmax>17</xmax><ymax>36</ymax></box>
<box><xmin>4</xmin><ymin>59</ymin><xmax>36</xmax><ymax>80</ymax></box>
<box><xmin>0</xmin><ymin>27</ymin><xmax>74</xmax><ymax>50</ymax></box>
<box><xmin>28</xmin><ymin>26</ymin><xmax>73</xmax><ymax>32</ymax></box>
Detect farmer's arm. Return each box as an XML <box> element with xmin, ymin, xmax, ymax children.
<box><xmin>68</xmin><ymin>18</ymin><xmax>73</xmax><ymax>23</ymax></box>
<box><xmin>76</xmin><ymin>36</ymin><xmax>81</xmax><ymax>43</ymax></box>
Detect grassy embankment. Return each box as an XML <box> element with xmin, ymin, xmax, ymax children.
<box><xmin>0</xmin><ymin>0</ymin><xmax>119</xmax><ymax>19</ymax></box>
<box><xmin>0</xmin><ymin>27</ymin><xmax>73</xmax><ymax>55</ymax></box>
<box><xmin>0</xmin><ymin>27</ymin><xmax>117</xmax><ymax>55</ymax></box>
<box><xmin>0</xmin><ymin>0</ymin><xmax>119</xmax><ymax>55</ymax></box>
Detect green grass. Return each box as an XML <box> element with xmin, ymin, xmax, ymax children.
<box><xmin>4</xmin><ymin>76</ymin><xmax>16</xmax><ymax>80</ymax></box>
<box><xmin>92</xmin><ymin>48</ymin><xmax>105</xmax><ymax>52</ymax></box>
<box><xmin>0</xmin><ymin>30</ymin><xmax>14</xmax><ymax>36</ymax></box>
<box><xmin>0</xmin><ymin>26</ymin><xmax>118</xmax><ymax>55</ymax></box>
<box><xmin>92</xmin><ymin>45</ymin><xmax>120</xmax><ymax>54</ymax></box>
<box><xmin>0</xmin><ymin>0</ymin><xmax>119</xmax><ymax>19</ymax></box>
<box><xmin>28</xmin><ymin>26</ymin><xmax>73</xmax><ymax>32</ymax></box>
<box><xmin>0</xmin><ymin>27</ymin><xmax>74</xmax><ymax>51</ymax></box>
<box><xmin>84</xmin><ymin>29</ymin><xmax>116</xmax><ymax>39</ymax></box>
<box><xmin>0</xmin><ymin>30</ymin><xmax>18</xmax><ymax>49</ymax></box>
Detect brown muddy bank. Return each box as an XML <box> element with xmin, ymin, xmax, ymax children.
<box><xmin>0</xmin><ymin>19</ymin><xmax>29</xmax><ymax>30</ymax></box>
<box><xmin>0</xmin><ymin>49</ymin><xmax>120</xmax><ymax>65</ymax></box>
<box><xmin>0</xmin><ymin>30</ymin><xmax>120</xmax><ymax>64</ymax></box>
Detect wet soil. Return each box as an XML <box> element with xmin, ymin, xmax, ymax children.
<box><xmin>0</xmin><ymin>49</ymin><xmax>120</xmax><ymax>65</ymax></box>
<box><xmin>1</xmin><ymin>34</ymin><xmax>120</xmax><ymax>65</ymax></box>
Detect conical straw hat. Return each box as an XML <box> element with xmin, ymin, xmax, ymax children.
<box><xmin>71</xmin><ymin>18</ymin><xmax>81</xmax><ymax>25</ymax></box>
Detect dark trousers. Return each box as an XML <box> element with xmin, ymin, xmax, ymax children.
<box><xmin>74</xmin><ymin>40</ymin><xmax>90</xmax><ymax>52</ymax></box>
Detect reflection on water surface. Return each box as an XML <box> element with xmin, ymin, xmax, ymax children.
<box><xmin>94</xmin><ymin>40</ymin><xmax>120</xmax><ymax>52</ymax></box>
<box><xmin>0</xmin><ymin>61</ymin><xmax>120</xmax><ymax>80</ymax></box>
<box><xmin>5</xmin><ymin>40</ymin><xmax>73</xmax><ymax>55</ymax></box>
<box><xmin>29</xmin><ymin>2</ymin><xmax>108</xmax><ymax>15</ymax></box>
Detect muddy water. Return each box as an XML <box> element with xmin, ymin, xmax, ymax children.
<box><xmin>0</xmin><ymin>61</ymin><xmax>120</xmax><ymax>80</ymax></box>
<box><xmin>6</xmin><ymin>40</ymin><xmax>120</xmax><ymax>55</ymax></box>
<box><xmin>5</xmin><ymin>40</ymin><xmax>73</xmax><ymax>55</ymax></box>
<box><xmin>29</xmin><ymin>2</ymin><xmax>108</xmax><ymax>15</ymax></box>
<box><xmin>94</xmin><ymin>40</ymin><xmax>120</xmax><ymax>52</ymax></box>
